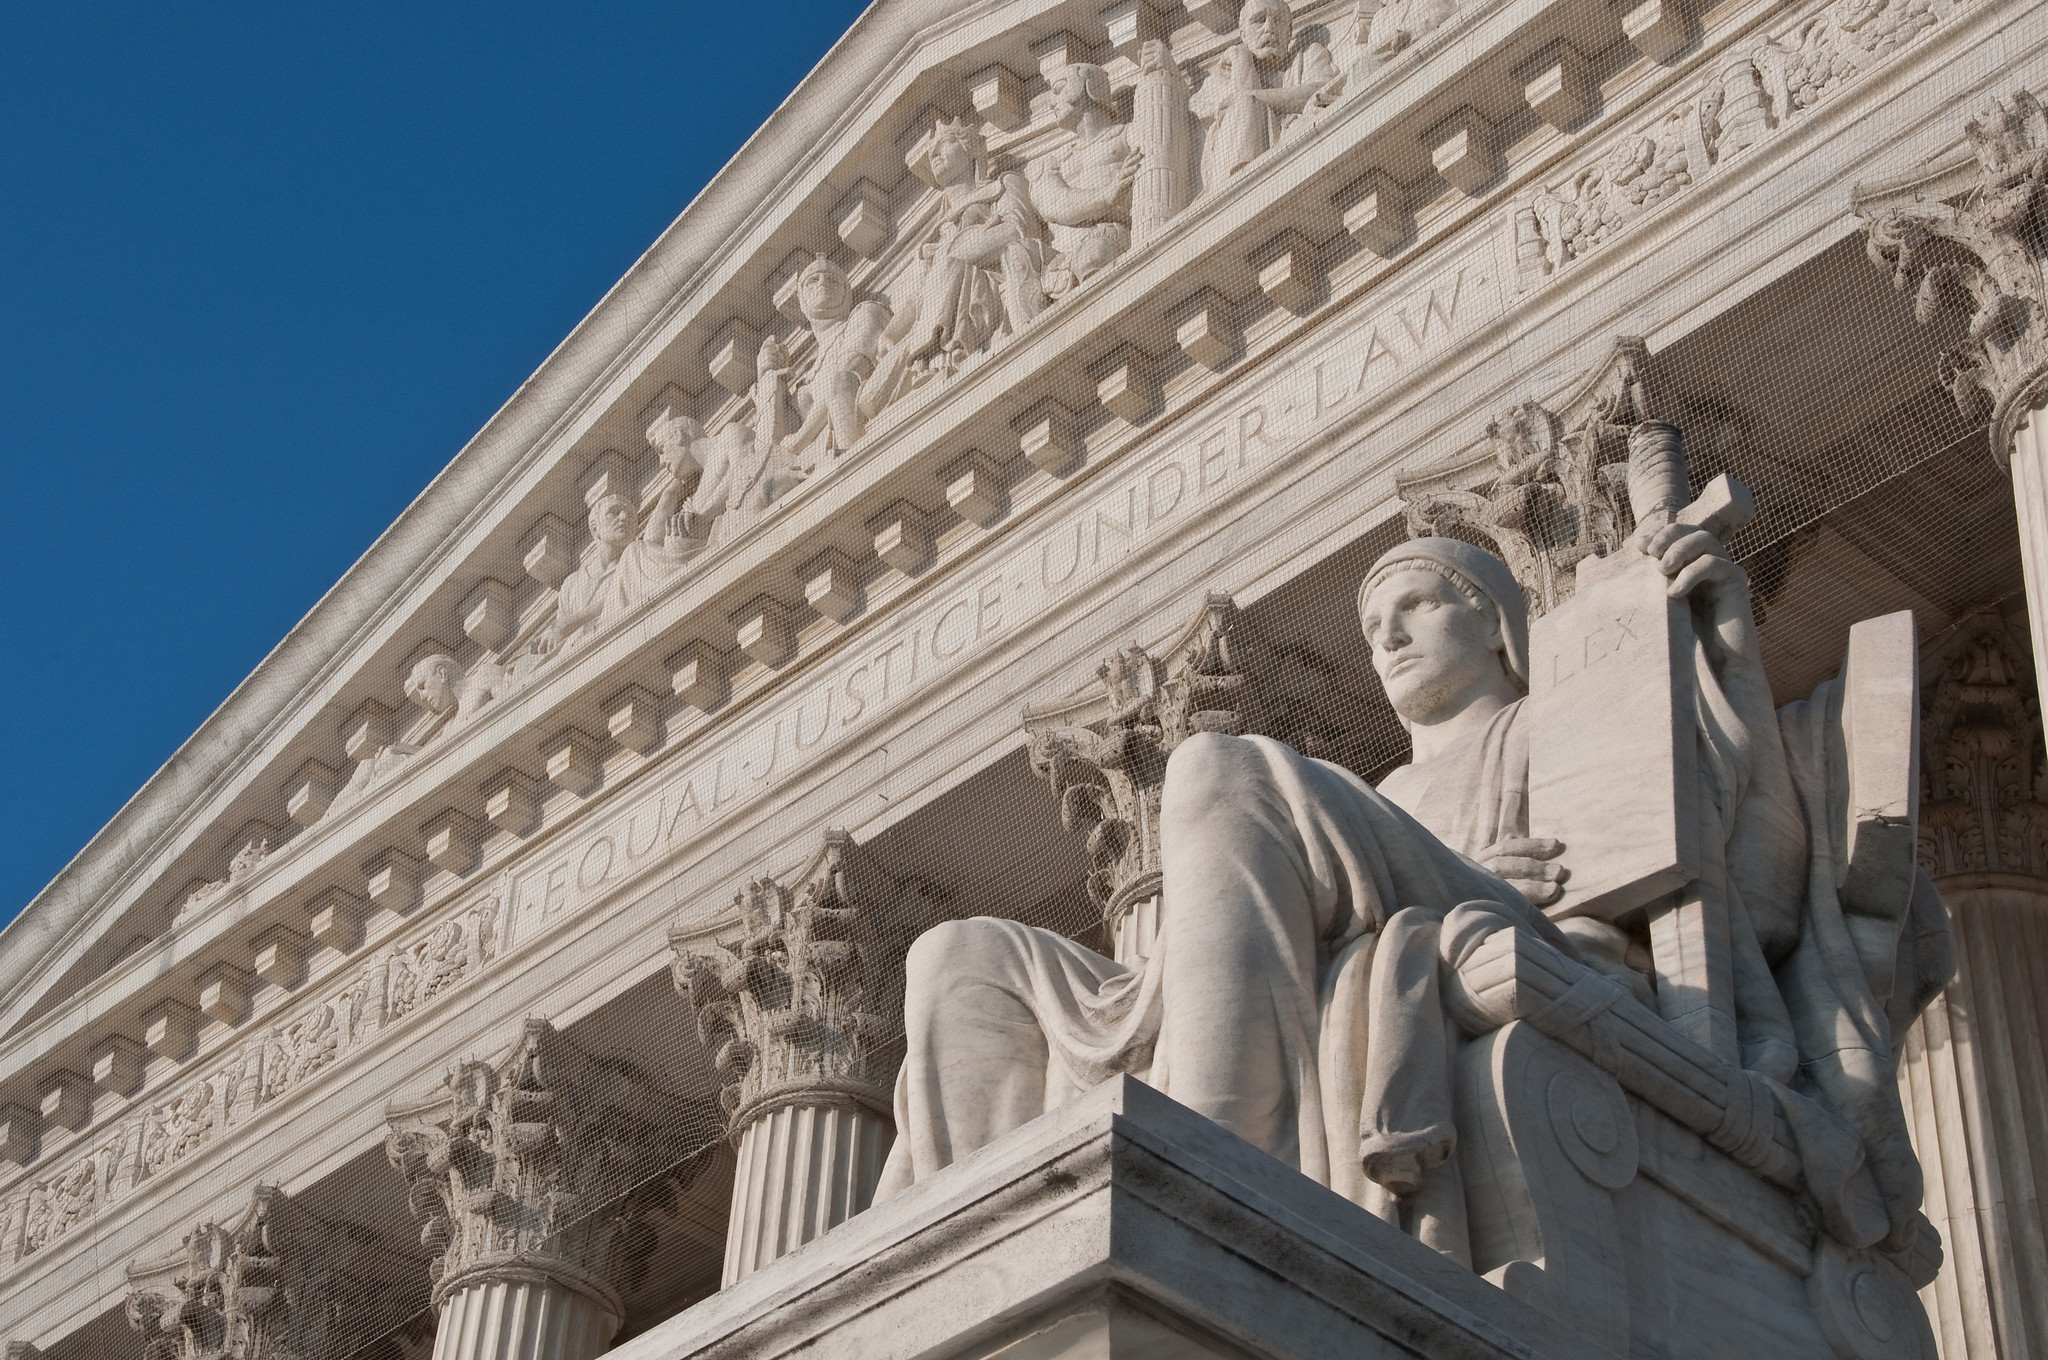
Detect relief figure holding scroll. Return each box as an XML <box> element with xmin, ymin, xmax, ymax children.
<box><xmin>878</xmin><ymin>461</ymin><xmax>1950</xmax><ymax>1261</ymax></box>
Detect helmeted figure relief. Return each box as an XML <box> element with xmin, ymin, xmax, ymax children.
<box><xmin>402</xmin><ymin>651</ymin><xmax>510</xmax><ymax>735</ymax></box>
<box><xmin>1192</xmin><ymin>0</ymin><xmax>1346</xmax><ymax>186</ymax></box>
<box><xmin>783</xmin><ymin>258</ymin><xmax>895</xmax><ymax>464</ymax></box>
<box><xmin>876</xmin><ymin>519</ymin><xmax>1951</xmax><ymax>1265</ymax></box>
<box><xmin>883</xmin><ymin>116</ymin><xmax>1046</xmax><ymax>391</ymax></box>
<box><xmin>1030</xmin><ymin>63</ymin><xmax>1142</xmax><ymax>297</ymax></box>
<box><xmin>553</xmin><ymin>469</ymin><xmax>693</xmax><ymax>649</ymax></box>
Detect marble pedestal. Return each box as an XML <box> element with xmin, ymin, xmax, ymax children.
<box><xmin>611</xmin><ymin>1075</ymin><xmax>1590</xmax><ymax>1360</ymax></box>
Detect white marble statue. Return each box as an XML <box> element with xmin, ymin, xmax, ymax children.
<box><xmin>402</xmin><ymin>652</ymin><xmax>509</xmax><ymax>735</ymax></box>
<box><xmin>1192</xmin><ymin>0</ymin><xmax>1346</xmax><ymax>187</ymax></box>
<box><xmin>553</xmin><ymin>473</ymin><xmax>693</xmax><ymax>649</ymax></box>
<box><xmin>879</xmin><ymin>117</ymin><xmax>1047</xmax><ymax>394</ymax></box>
<box><xmin>877</xmin><ymin>527</ymin><xmax>1950</xmax><ymax>1262</ymax></box>
<box><xmin>783</xmin><ymin>258</ymin><xmax>895</xmax><ymax>464</ymax></box>
<box><xmin>1030</xmin><ymin>63</ymin><xmax>1142</xmax><ymax>297</ymax></box>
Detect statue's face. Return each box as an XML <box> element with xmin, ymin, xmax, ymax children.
<box><xmin>1050</xmin><ymin>68</ymin><xmax>1088</xmax><ymax>127</ymax></box>
<box><xmin>1240</xmin><ymin>0</ymin><xmax>1293</xmax><ymax>61</ymax></box>
<box><xmin>591</xmin><ymin>494</ymin><xmax>637</xmax><ymax>548</ymax></box>
<box><xmin>1359</xmin><ymin>568</ymin><xmax>1505</xmax><ymax>724</ymax></box>
<box><xmin>928</xmin><ymin>127</ymin><xmax>976</xmax><ymax>184</ymax></box>
<box><xmin>799</xmin><ymin>263</ymin><xmax>852</xmax><ymax>322</ymax></box>
<box><xmin>404</xmin><ymin>656</ymin><xmax>460</xmax><ymax>713</ymax></box>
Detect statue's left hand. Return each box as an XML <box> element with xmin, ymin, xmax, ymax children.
<box><xmin>1480</xmin><ymin>836</ymin><xmax>1567</xmax><ymax>907</ymax></box>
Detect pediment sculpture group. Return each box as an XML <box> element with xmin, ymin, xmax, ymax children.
<box><xmin>308</xmin><ymin>0</ymin><xmax>1474</xmax><ymax>820</ymax></box>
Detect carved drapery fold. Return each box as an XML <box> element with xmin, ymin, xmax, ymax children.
<box><xmin>1023</xmin><ymin>593</ymin><xmax>1378</xmax><ymax>961</ymax></box>
<box><xmin>385</xmin><ymin>1019</ymin><xmax>694</xmax><ymax>1357</ymax></box>
<box><xmin>671</xmin><ymin>832</ymin><xmax>928</xmax><ymax>1285</ymax></box>
<box><xmin>124</xmin><ymin>1184</ymin><xmax>420</xmax><ymax>1360</ymax></box>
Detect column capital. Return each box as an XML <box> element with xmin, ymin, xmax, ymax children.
<box><xmin>1021</xmin><ymin>593</ymin><xmax>1378</xmax><ymax>955</ymax></box>
<box><xmin>671</xmin><ymin>832</ymin><xmax>930</xmax><ymax>1135</ymax></box>
<box><xmin>1858</xmin><ymin>90</ymin><xmax>2048</xmax><ymax>468</ymax></box>
<box><xmin>124</xmin><ymin>1184</ymin><xmax>417</xmax><ymax>1360</ymax></box>
<box><xmin>383</xmin><ymin>1018</ymin><xmax>694</xmax><ymax>1318</ymax></box>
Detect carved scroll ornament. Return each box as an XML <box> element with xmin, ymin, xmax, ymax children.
<box><xmin>1860</xmin><ymin>89</ymin><xmax>2048</xmax><ymax>463</ymax></box>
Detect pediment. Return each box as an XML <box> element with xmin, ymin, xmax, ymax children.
<box><xmin>0</xmin><ymin>0</ymin><xmax>1992</xmax><ymax>1276</ymax></box>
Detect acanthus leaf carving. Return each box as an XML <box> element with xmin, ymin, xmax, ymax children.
<box><xmin>124</xmin><ymin>1184</ymin><xmax>421</xmax><ymax>1360</ymax></box>
<box><xmin>1917</xmin><ymin>611</ymin><xmax>2048</xmax><ymax>879</ymax></box>
<box><xmin>670</xmin><ymin>831</ymin><xmax>929</xmax><ymax>1134</ymax></box>
<box><xmin>1394</xmin><ymin>337</ymin><xmax>1655</xmax><ymax>615</ymax></box>
<box><xmin>1023</xmin><ymin>592</ymin><xmax>1378</xmax><ymax>957</ymax></box>
<box><xmin>1858</xmin><ymin>88</ymin><xmax>2048</xmax><ymax>462</ymax></box>
<box><xmin>383</xmin><ymin>1019</ymin><xmax>693</xmax><ymax>1319</ymax></box>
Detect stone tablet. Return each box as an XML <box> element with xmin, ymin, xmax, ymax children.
<box><xmin>1525</xmin><ymin>548</ymin><xmax>1700</xmax><ymax>921</ymax></box>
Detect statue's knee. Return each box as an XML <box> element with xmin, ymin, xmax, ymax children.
<box><xmin>903</xmin><ymin>917</ymin><xmax>1008</xmax><ymax>994</ymax></box>
<box><xmin>1163</xmin><ymin>731</ymin><xmax>1260</xmax><ymax>827</ymax></box>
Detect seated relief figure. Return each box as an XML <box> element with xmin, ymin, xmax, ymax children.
<box><xmin>1193</xmin><ymin>0</ymin><xmax>1346</xmax><ymax>187</ymax></box>
<box><xmin>1030</xmin><ymin>63</ymin><xmax>1142</xmax><ymax>296</ymax></box>
<box><xmin>782</xmin><ymin>258</ymin><xmax>896</xmax><ymax>466</ymax></box>
<box><xmin>875</xmin><ymin>117</ymin><xmax>1048</xmax><ymax>396</ymax></box>
<box><xmin>877</xmin><ymin>523</ymin><xmax>1950</xmax><ymax>1262</ymax></box>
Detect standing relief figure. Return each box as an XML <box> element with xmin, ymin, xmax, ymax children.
<box><xmin>783</xmin><ymin>258</ymin><xmax>895</xmax><ymax>465</ymax></box>
<box><xmin>1030</xmin><ymin>63</ymin><xmax>1142</xmax><ymax>297</ymax></box>
<box><xmin>876</xmin><ymin>116</ymin><xmax>1047</xmax><ymax>395</ymax></box>
<box><xmin>1192</xmin><ymin>0</ymin><xmax>1346</xmax><ymax>186</ymax></box>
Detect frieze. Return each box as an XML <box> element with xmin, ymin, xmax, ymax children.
<box><xmin>0</xmin><ymin>890</ymin><xmax>504</xmax><ymax>1269</ymax></box>
<box><xmin>1512</xmin><ymin>0</ymin><xmax>1975</xmax><ymax>288</ymax></box>
<box><xmin>0</xmin><ymin>245</ymin><xmax>1500</xmax><ymax>1267</ymax></box>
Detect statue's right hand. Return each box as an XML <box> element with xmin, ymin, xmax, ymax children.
<box><xmin>1479</xmin><ymin>836</ymin><xmax>1567</xmax><ymax>907</ymax></box>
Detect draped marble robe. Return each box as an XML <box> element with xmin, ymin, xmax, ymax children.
<box><xmin>874</xmin><ymin>536</ymin><xmax>1953</xmax><ymax>1257</ymax></box>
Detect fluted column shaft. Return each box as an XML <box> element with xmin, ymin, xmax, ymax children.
<box><xmin>1899</xmin><ymin>878</ymin><xmax>2048</xmax><ymax>1360</ymax></box>
<box><xmin>2007</xmin><ymin>416</ymin><xmax>2048</xmax><ymax>694</ymax></box>
<box><xmin>432</xmin><ymin>1274</ymin><xmax>616</xmax><ymax>1360</ymax></box>
<box><xmin>723</xmin><ymin>1100</ymin><xmax>893</xmax><ymax>1286</ymax></box>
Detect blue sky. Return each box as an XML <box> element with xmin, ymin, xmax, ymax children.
<box><xmin>0</xmin><ymin>3</ymin><xmax>870</xmax><ymax>922</ymax></box>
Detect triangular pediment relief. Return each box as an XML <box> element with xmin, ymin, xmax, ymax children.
<box><xmin>0</xmin><ymin>0</ymin><xmax>1990</xmax><ymax>1264</ymax></box>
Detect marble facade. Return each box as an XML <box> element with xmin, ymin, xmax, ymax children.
<box><xmin>1</xmin><ymin>0</ymin><xmax>2045</xmax><ymax>1356</ymax></box>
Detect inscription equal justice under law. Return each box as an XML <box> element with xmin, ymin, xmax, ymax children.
<box><xmin>501</xmin><ymin>250</ymin><xmax>1504</xmax><ymax>948</ymax></box>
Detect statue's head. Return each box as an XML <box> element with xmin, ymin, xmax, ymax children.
<box><xmin>1050</xmin><ymin>63</ymin><xmax>1115</xmax><ymax>129</ymax></box>
<box><xmin>1240</xmin><ymin>0</ymin><xmax>1296</xmax><ymax>62</ymax></box>
<box><xmin>1357</xmin><ymin>538</ymin><xmax>1528</xmax><ymax>725</ymax></box>
<box><xmin>928</xmin><ymin>116</ymin><xmax>986</xmax><ymax>185</ymax></box>
<box><xmin>404</xmin><ymin>653</ymin><xmax>465</xmax><ymax>715</ymax></box>
<box><xmin>589</xmin><ymin>492</ymin><xmax>639</xmax><ymax>550</ymax></box>
<box><xmin>797</xmin><ymin>257</ymin><xmax>855</xmax><ymax>324</ymax></box>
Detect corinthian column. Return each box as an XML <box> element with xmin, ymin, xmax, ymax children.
<box><xmin>386</xmin><ymin>1019</ymin><xmax>693</xmax><ymax>1360</ymax></box>
<box><xmin>1896</xmin><ymin>614</ymin><xmax>2048</xmax><ymax>1360</ymax></box>
<box><xmin>124</xmin><ymin>1183</ymin><xmax>420</xmax><ymax>1360</ymax></box>
<box><xmin>671</xmin><ymin>831</ymin><xmax>928</xmax><ymax>1286</ymax></box>
<box><xmin>1859</xmin><ymin>90</ymin><xmax>2048</xmax><ymax>686</ymax></box>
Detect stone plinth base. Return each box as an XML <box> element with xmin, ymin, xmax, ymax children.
<box><xmin>612</xmin><ymin>1076</ymin><xmax>1588</xmax><ymax>1360</ymax></box>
